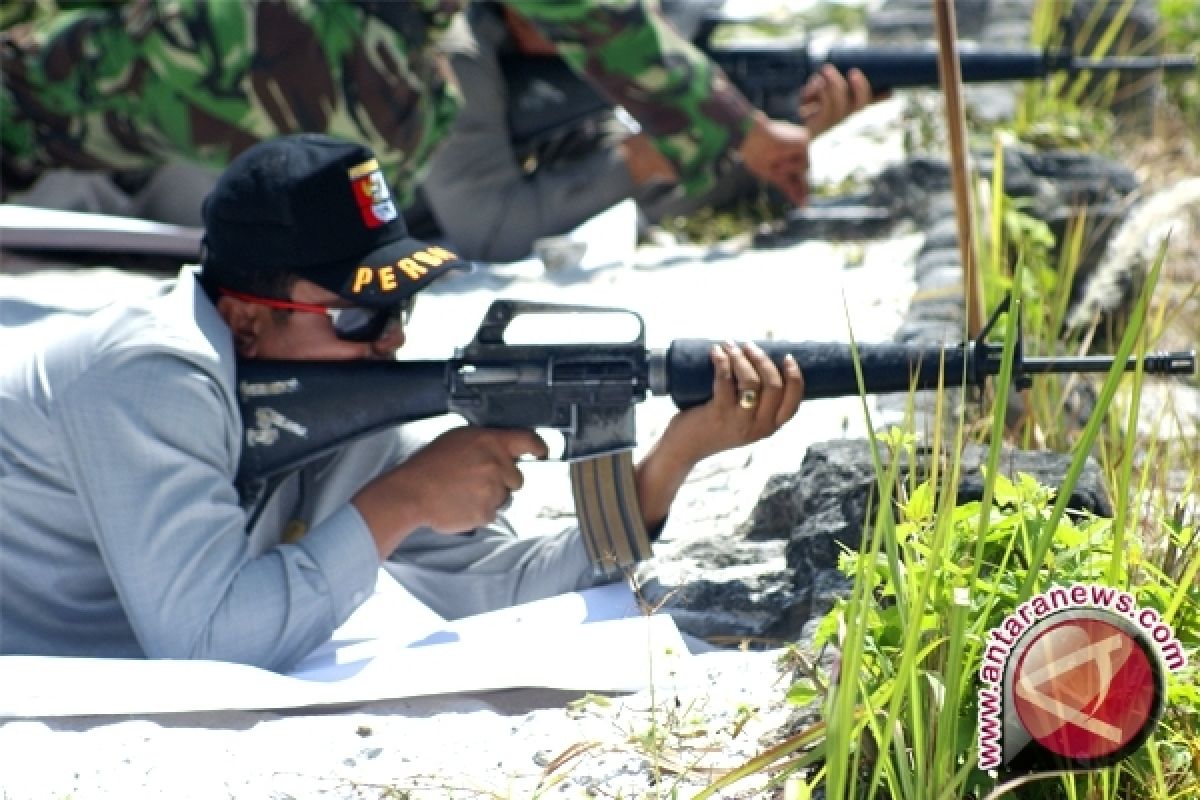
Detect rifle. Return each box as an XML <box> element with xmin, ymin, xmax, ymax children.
<box><xmin>504</xmin><ymin>42</ymin><xmax>1197</xmax><ymax>152</ymax></box>
<box><xmin>235</xmin><ymin>298</ymin><xmax>1195</xmax><ymax>573</ymax></box>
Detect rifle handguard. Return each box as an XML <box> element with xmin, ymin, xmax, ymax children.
<box><xmin>655</xmin><ymin>340</ymin><xmax>974</xmax><ymax>407</ymax></box>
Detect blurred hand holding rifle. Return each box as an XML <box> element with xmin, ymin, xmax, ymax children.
<box><xmin>234</xmin><ymin>299</ymin><xmax>1195</xmax><ymax>574</ymax></box>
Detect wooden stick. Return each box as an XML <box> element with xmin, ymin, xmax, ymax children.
<box><xmin>932</xmin><ymin>3</ymin><xmax>1044</xmax><ymax>444</ymax></box>
<box><xmin>933</xmin><ymin>0</ymin><xmax>986</xmax><ymax>338</ymax></box>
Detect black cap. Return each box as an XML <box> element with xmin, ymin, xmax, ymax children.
<box><xmin>202</xmin><ymin>134</ymin><xmax>466</xmax><ymax>307</ymax></box>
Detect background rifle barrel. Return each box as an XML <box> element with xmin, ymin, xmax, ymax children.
<box><xmin>712</xmin><ymin>46</ymin><xmax>1200</xmax><ymax>94</ymax></box>
<box><xmin>822</xmin><ymin>46</ymin><xmax>1044</xmax><ymax>89</ymax></box>
<box><xmin>506</xmin><ymin>46</ymin><xmax>1196</xmax><ymax>146</ymax></box>
<box><xmin>1068</xmin><ymin>54</ymin><xmax>1199</xmax><ymax>73</ymax></box>
<box><xmin>812</xmin><ymin>47</ymin><xmax>1197</xmax><ymax>91</ymax></box>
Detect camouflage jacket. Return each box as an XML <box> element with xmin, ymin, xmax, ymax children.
<box><xmin>1</xmin><ymin>0</ymin><xmax>755</xmax><ymax>202</ymax></box>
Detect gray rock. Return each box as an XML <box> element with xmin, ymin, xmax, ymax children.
<box><xmin>636</xmin><ymin>433</ymin><xmax>1112</xmax><ymax>645</ymax></box>
<box><xmin>776</xmin><ymin>438</ymin><xmax>1112</xmax><ymax>575</ymax></box>
<box><xmin>633</xmin><ymin>536</ymin><xmax>803</xmax><ymax>641</ymax></box>
<box><xmin>870</xmin><ymin>147</ymin><xmax>1137</xmax><ymax>233</ymax></box>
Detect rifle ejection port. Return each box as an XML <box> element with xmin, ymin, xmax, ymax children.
<box><xmin>456</xmin><ymin>365</ymin><xmax>538</xmax><ymax>384</ymax></box>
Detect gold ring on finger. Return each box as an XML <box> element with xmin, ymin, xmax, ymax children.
<box><xmin>738</xmin><ymin>388</ymin><xmax>759</xmax><ymax>410</ymax></box>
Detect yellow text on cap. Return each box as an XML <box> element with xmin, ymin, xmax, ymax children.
<box><xmin>350</xmin><ymin>246</ymin><xmax>458</xmax><ymax>294</ymax></box>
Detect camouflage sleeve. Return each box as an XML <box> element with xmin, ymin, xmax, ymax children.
<box><xmin>0</xmin><ymin>0</ymin><xmax>460</xmax><ymax>205</ymax></box>
<box><xmin>504</xmin><ymin>0</ymin><xmax>756</xmax><ymax>197</ymax></box>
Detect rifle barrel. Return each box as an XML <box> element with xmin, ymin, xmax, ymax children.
<box><xmin>1019</xmin><ymin>352</ymin><xmax>1196</xmax><ymax>376</ymax></box>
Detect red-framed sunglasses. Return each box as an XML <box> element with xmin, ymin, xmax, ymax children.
<box><xmin>219</xmin><ymin>289</ymin><xmax>415</xmax><ymax>343</ymax></box>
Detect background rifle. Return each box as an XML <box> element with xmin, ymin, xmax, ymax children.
<box><xmin>504</xmin><ymin>43</ymin><xmax>1197</xmax><ymax>152</ymax></box>
<box><xmin>235</xmin><ymin>298</ymin><xmax>1194</xmax><ymax>486</ymax></box>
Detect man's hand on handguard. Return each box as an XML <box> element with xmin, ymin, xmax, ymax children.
<box><xmin>671</xmin><ymin>342</ymin><xmax>805</xmax><ymax>461</ymax></box>
<box><xmin>353</xmin><ymin>427</ymin><xmax>548</xmax><ymax>557</ymax></box>
<box><xmin>634</xmin><ymin>343</ymin><xmax>805</xmax><ymax>529</ymax></box>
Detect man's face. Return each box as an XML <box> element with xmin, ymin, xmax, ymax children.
<box><xmin>218</xmin><ymin>279</ymin><xmax>406</xmax><ymax>361</ymax></box>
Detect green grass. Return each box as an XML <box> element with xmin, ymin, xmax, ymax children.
<box><xmin>1159</xmin><ymin>0</ymin><xmax>1200</xmax><ymax>135</ymax></box>
<box><xmin>690</xmin><ymin>220</ymin><xmax>1198</xmax><ymax>800</ymax></box>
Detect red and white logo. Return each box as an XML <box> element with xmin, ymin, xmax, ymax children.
<box><xmin>1012</xmin><ymin>617</ymin><xmax>1158</xmax><ymax>762</ymax></box>
<box><xmin>976</xmin><ymin>585</ymin><xmax>1180</xmax><ymax>774</ymax></box>
<box><xmin>348</xmin><ymin>159</ymin><xmax>397</xmax><ymax>229</ymax></box>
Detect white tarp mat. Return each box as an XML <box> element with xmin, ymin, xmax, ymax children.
<box><xmin>0</xmin><ymin>204</ymin><xmax>203</xmax><ymax>258</ymax></box>
<box><xmin>0</xmin><ymin>574</ymin><xmax>689</xmax><ymax>718</ymax></box>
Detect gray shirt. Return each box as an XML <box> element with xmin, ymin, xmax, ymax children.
<box><xmin>0</xmin><ymin>269</ymin><xmax>599</xmax><ymax>671</ymax></box>
<box><xmin>420</xmin><ymin>7</ymin><xmax>639</xmax><ymax>263</ymax></box>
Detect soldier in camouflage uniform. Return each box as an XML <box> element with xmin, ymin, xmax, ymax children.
<box><xmin>1</xmin><ymin>0</ymin><xmax>819</xmax><ymax>227</ymax></box>
<box><xmin>417</xmin><ymin>2</ymin><xmax>874</xmax><ymax>262</ymax></box>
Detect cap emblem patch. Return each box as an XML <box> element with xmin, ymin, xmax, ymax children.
<box><xmin>347</xmin><ymin>158</ymin><xmax>397</xmax><ymax>229</ymax></box>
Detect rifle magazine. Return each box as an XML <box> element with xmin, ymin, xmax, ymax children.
<box><xmin>569</xmin><ymin>452</ymin><xmax>652</xmax><ymax>579</ymax></box>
